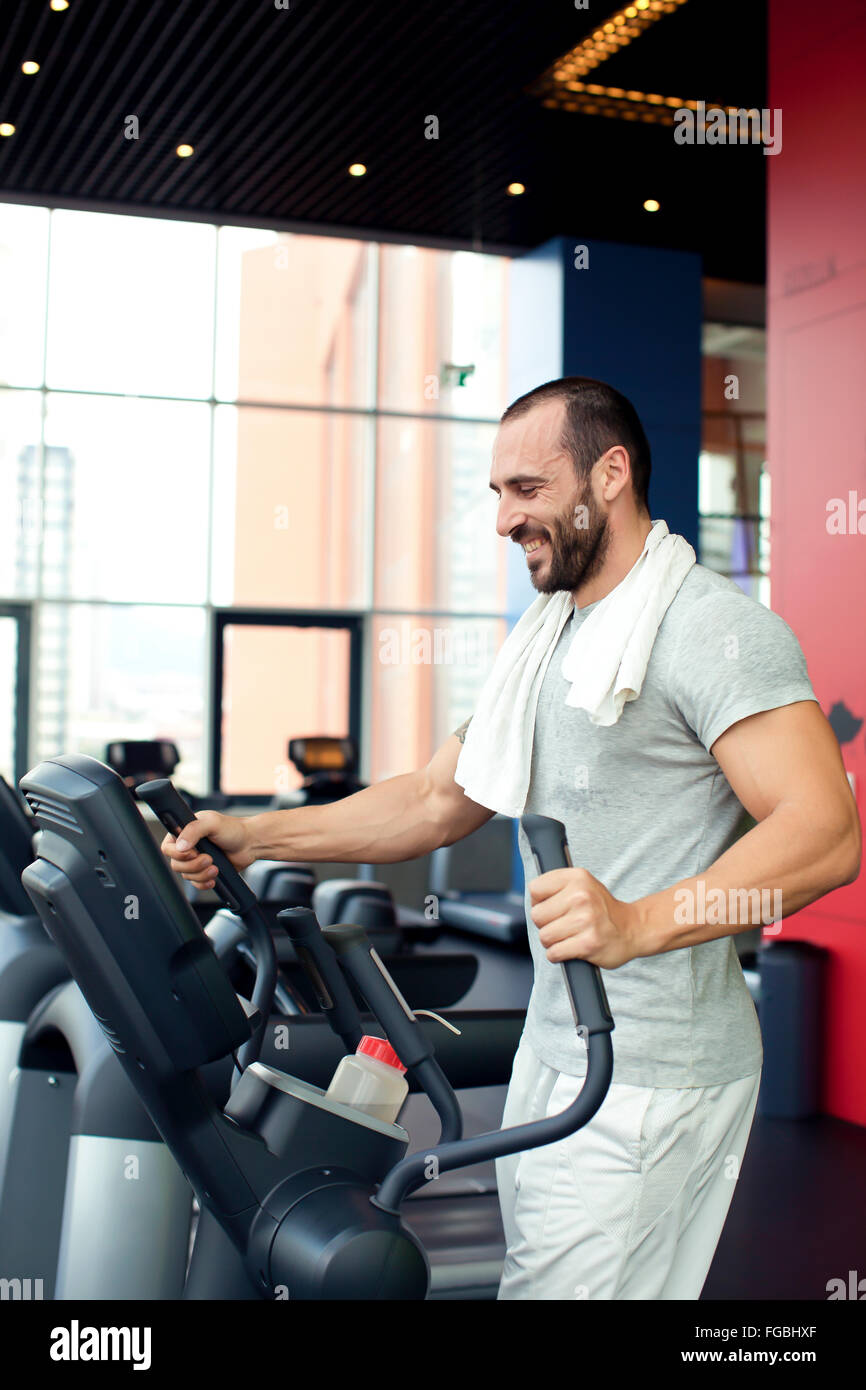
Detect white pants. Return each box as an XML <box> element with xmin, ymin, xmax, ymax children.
<box><xmin>495</xmin><ymin>1033</ymin><xmax>761</xmax><ymax>1300</ymax></box>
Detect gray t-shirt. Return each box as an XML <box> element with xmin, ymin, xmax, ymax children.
<box><xmin>515</xmin><ymin>562</ymin><xmax>818</xmax><ymax>1088</ymax></box>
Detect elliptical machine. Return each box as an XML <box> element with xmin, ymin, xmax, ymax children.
<box><xmin>20</xmin><ymin>753</ymin><xmax>614</xmax><ymax>1299</ymax></box>
<box><xmin>0</xmin><ymin>774</ymin><xmax>192</xmax><ymax>1299</ymax></box>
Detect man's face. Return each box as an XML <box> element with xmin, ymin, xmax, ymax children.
<box><xmin>490</xmin><ymin>398</ymin><xmax>611</xmax><ymax>595</ymax></box>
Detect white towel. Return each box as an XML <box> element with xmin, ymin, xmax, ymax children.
<box><xmin>453</xmin><ymin>518</ymin><xmax>696</xmax><ymax>817</ymax></box>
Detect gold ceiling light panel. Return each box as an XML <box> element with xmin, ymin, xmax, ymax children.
<box><xmin>532</xmin><ymin>0</ymin><xmax>717</xmax><ymax>128</ymax></box>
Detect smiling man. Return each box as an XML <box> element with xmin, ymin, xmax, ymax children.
<box><xmin>162</xmin><ymin>374</ymin><xmax>860</xmax><ymax>1302</ymax></box>
<box><xmin>465</xmin><ymin>375</ymin><xmax>860</xmax><ymax>1300</ymax></box>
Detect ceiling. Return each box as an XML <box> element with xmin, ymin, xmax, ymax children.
<box><xmin>0</xmin><ymin>0</ymin><xmax>767</xmax><ymax>283</ymax></box>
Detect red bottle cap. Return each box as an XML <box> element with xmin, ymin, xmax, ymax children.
<box><xmin>357</xmin><ymin>1035</ymin><xmax>407</xmax><ymax>1073</ymax></box>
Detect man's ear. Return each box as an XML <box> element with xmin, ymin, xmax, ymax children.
<box><xmin>598</xmin><ymin>445</ymin><xmax>632</xmax><ymax>502</ymax></box>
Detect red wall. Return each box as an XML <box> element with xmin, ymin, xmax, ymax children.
<box><xmin>768</xmin><ymin>0</ymin><xmax>866</xmax><ymax>1124</ymax></box>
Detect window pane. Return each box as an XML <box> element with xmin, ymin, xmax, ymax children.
<box><xmin>378</xmin><ymin>246</ymin><xmax>507</xmax><ymax>418</ymax></box>
<box><xmin>701</xmin><ymin>324</ymin><xmax>766</xmax><ymax>413</ymax></box>
<box><xmin>211</xmin><ymin>405</ymin><xmax>372</xmax><ymax>607</ymax></box>
<box><xmin>42</xmin><ymin>394</ymin><xmax>210</xmax><ymax>602</ymax></box>
<box><xmin>375</xmin><ymin>417</ymin><xmax>504</xmax><ymax>611</ymax></box>
<box><xmin>0</xmin><ymin>204</ymin><xmax>49</xmax><ymax>386</ymax></box>
<box><xmin>220</xmin><ymin>624</ymin><xmax>352</xmax><ymax>795</ymax></box>
<box><xmin>0</xmin><ymin>390</ymin><xmax>43</xmax><ymax>597</ymax></box>
<box><xmin>35</xmin><ymin>604</ymin><xmax>206</xmax><ymax>791</ymax></box>
<box><xmin>45</xmin><ymin>211</ymin><xmax>215</xmax><ymax>398</ymax></box>
<box><xmin>698</xmin><ymin>514</ymin><xmax>766</xmax><ymax>593</ymax></box>
<box><xmin>369</xmin><ymin>614</ymin><xmax>506</xmax><ymax>780</ymax></box>
<box><xmin>0</xmin><ymin>617</ymin><xmax>18</xmax><ymax>781</ymax></box>
<box><xmin>701</xmin><ymin>322</ymin><xmax>768</xmax><ymax>590</ymax></box>
<box><xmin>215</xmin><ymin>228</ymin><xmax>375</xmax><ymax>408</ymax></box>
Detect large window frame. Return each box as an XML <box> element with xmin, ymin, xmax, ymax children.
<box><xmin>210</xmin><ymin>608</ymin><xmax>363</xmax><ymax>801</ymax></box>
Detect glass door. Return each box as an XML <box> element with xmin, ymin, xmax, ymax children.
<box><xmin>211</xmin><ymin>610</ymin><xmax>362</xmax><ymax>799</ymax></box>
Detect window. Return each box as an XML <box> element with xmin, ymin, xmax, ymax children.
<box><xmin>0</xmin><ymin>204</ymin><xmax>510</xmax><ymax>792</ymax></box>
<box><xmin>34</xmin><ymin>603</ymin><xmax>206</xmax><ymax>791</ymax></box>
<box><xmin>45</xmin><ymin>211</ymin><xmax>215</xmax><ymax>399</ymax></box>
<box><xmin>700</xmin><ymin>323</ymin><xmax>769</xmax><ymax>605</ymax></box>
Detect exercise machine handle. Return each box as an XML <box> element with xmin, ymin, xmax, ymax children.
<box><xmin>321</xmin><ymin>924</ymin><xmax>433</xmax><ymax>1068</ymax></box>
<box><xmin>277</xmin><ymin>907</ymin><xmax>364</xmax><ymax>1052</ymax></box>
<box><xmin>521</xmin><ymin>813</ymin><xmax>614</xmax><ymax>1039</ymax></box>
<box><xmin>136</xmin><ymin>778</ymin><xmax>257</xmax><ymax>918</ymax></box>
<box><xmin>371</xmin><ymin>813</ymin><xmax>616</xmax><ymax>1214</ymax></box>
<box><xmin>323</xmin><ymin>924</ymin><xmax>462</xmax><ymax>1143</ymax></box>
<box><xmin>136</xmin><ymin>777</ymin><xmax>278</xmax><ymax>1068</ymax></box>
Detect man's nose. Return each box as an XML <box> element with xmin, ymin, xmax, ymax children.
<box><xmin>496</xmin><ymin>497</ymin><xmax>526</xmax><ymax>539</ymax></box>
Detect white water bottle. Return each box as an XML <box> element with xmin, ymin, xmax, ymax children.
<box><xmin>325</xmin><ymin>1035</ymin><xmax>408</xmax><ymax>1124</ymax></box>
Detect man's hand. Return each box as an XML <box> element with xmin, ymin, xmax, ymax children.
<box><xmin>160</xmin><ymin>811</ymin><xmax>257</xmax><ymax>889</ymax></box>
<box><xmin>528</xmin><ymin>866</ymin><xmax>640</xmax><ymax>970</ymax></box>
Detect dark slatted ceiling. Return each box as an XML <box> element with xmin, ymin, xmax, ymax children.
<box><xmin>0</xmin><ymin>0</ymin><xmax>767</xmax><ymax>282</ymax></box>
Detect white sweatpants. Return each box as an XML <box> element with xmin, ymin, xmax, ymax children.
<box><xmin>495</xmin><ymin>1032</ymin><xmax>761</xmax><ymax>1300</ymax></box>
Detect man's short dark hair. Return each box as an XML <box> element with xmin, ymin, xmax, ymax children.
<box><xmin>500</xmin><ymin>377</ymin><xmax>651</xmax><ymax>514</ymax></box>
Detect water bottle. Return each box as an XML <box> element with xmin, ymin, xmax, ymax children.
<box><xmin>325</xmin><ymin>1035</ymin><xmax>408</xmax><ymax>1124</ymax></box>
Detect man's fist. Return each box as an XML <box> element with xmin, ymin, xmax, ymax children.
<box><xmin>160</xmin><ymin>810</ymin><xmax>256</xmax><ymax>890</ymax></box>
<box><xmin>528</xmin><ymin>865</ymin><xmax>640</xmax><ymax>970</ymax></box>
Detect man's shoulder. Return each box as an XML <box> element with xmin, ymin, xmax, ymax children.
<box><xmin>663</xmin><ymin>565</ymin><xmax>776</xmax><ymax>633</ymax></box>
<box><xmin>675</xmin><ymin>562</ymin><xmax>750</xmax><ymax>609</ymax></box>
<box><xmin>660</xmin><ymin>564</ymin><xmax>803</xmax><ymax>662</ymax></box>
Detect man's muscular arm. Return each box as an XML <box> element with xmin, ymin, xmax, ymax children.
<box><xmin>162</xmin><ymin>718</ymin><xmax>492</xmax><ymax>886</ymax></box>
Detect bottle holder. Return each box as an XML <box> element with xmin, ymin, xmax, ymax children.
<box><xmin>224</xmin><ymin>1062</ymin><xmax>409</xmax><ymax>1186</ymax></box>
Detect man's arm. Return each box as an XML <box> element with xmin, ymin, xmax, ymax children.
<box><xmin>632</xmin><ymin>700</ymin><xmax>862</xmax><ymax>954</ymax></box>
<box><xmin>162</xmin><ymin>720</ymin><xmax>492</xmax><ymax>887</ymax></box>
<box><xmin>529</xmin><ymin>700</ymin><xmax>862</xmax><ymax>969</ymax></box>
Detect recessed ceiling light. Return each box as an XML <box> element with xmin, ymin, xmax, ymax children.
<box><xmin>176</xmin><ymin>144</ymin><xmax>194</xmax><ymax>158</ymax></box>
<box><xmin>22</xmin><ymin>61</ymin><xmax>40</xmax><ymax>75</ymax></box>
<box><xmin>50</xmin><ymin>0</ymin><xmax>69</xmax><ymax>10</ymax></box>
<box><xmin>348</xmin><ymin>162</ymin><xmax>366</xmax><ymax>176</ymax></box>
<box><xmin>507</xmin><ymin>182</ymin><xmax>526</xmax><ymax>196</ymax></box>
<box><xmin>643</xmin><ymin>198</ymin><xmax>660</xmax><ymax>212</ymax></box>
<box><xmin>0</xmin><ymin>123</ymin><xmax>16</xmax><ymax>137</ymax></box>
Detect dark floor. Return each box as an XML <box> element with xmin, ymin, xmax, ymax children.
<box><xmin>703</xmin><ymin>1110</ymin><xmax>866</xmax><ymax>1301</ymax></box>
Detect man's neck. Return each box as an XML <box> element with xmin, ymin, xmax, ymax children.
<box><xmin>573</xmin><ymin>515</ymin><xmax>655</xmax><ymax>609</ymax></box>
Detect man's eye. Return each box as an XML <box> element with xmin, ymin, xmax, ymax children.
<box><xmin>519</xmin><ymin>488</ymin><xmax>538</xmax><ymax>497</ymax></box>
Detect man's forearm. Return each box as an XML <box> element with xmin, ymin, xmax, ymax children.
<box><xmin>243</xmin><ymin>770</ymin><xmax>445</xmax><ymax>865</ymax></box>
<box><xmin>631</xmin><ymin>804</ymin><xmax>860</xmax><ymax>956</ymax></box>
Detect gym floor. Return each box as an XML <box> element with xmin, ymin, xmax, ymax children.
<box><xmin>703</xmin><ymin>1111</ymin><xmax>866</xmax><ymax>1301</ymax></box>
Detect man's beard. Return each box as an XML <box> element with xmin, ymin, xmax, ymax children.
<box><xmin>523</xmin><ymin>479</ymin><xmax>611</xmax><ymax>595</ymax></box>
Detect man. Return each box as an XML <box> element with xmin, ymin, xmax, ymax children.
<box><xmin>162</xmin><ymin>376</ymin><xmax>860</xmax><ymax>1300</ymax></box>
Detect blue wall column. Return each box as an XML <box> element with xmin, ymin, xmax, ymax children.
<box><xmin>505</xmin><ymin>234</ymin><xmax>703</xmax><ymax>886</ymax></box>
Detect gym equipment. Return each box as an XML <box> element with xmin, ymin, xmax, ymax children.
<box><xmin>209</xmin><ymin>900</ymin><xmax>478</xmax><ymax>1018</ymax></box>
<box><xmin>268</xmin><ymin>733</ymin><xmax>432</xmax><ymax>932</ymax></box>
<box><xmin>19</xmin><ymin>753</ymin><xmax>614</xmax><ymax>1300</ymax></box>
<box><xmin>0</xmin><ymin>779</ymin><xmax>192</xmax><ymax>1300</ymax></box>
<box><xmin>243</xmin><ymin>860</ymin><xmax>316</xmax><ymax>906</ymax></box>
<box><xmin>105</xmin><ymin>738</ymin><xmax>229</xmax><ymax>812</ymax></box>
<box><xmin>0</xmin><ymin>771</ymin><xmax>209</xmax><ymax>1299</ymax></box>
<box><xmin>757</xmin><ymin>940</ymin><xmax>827</xmax><ymax>1119</ymax></box>
<box><xmin>7</xmin><ymin>979</ymin><xmax>192</xmax><ymax>1299</ymax></box>
<box><xmin>105</xmin><ymin>738</ymin><xmax>182</xmax><ymax>791</ymax></box>
<box><xmin>283</xmin><ymin>735</ymin><xmax>365</xmax><ymax>805</ymax></box>
<box><xmin>0</xmin><ymin>776</ymin><xmax>75</xmax><ymax>1295</ymax></box>
<box><xmin>429</xmin><ymin>814</ymin><xmax>528</xmax><ymax>946</ymax></box>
